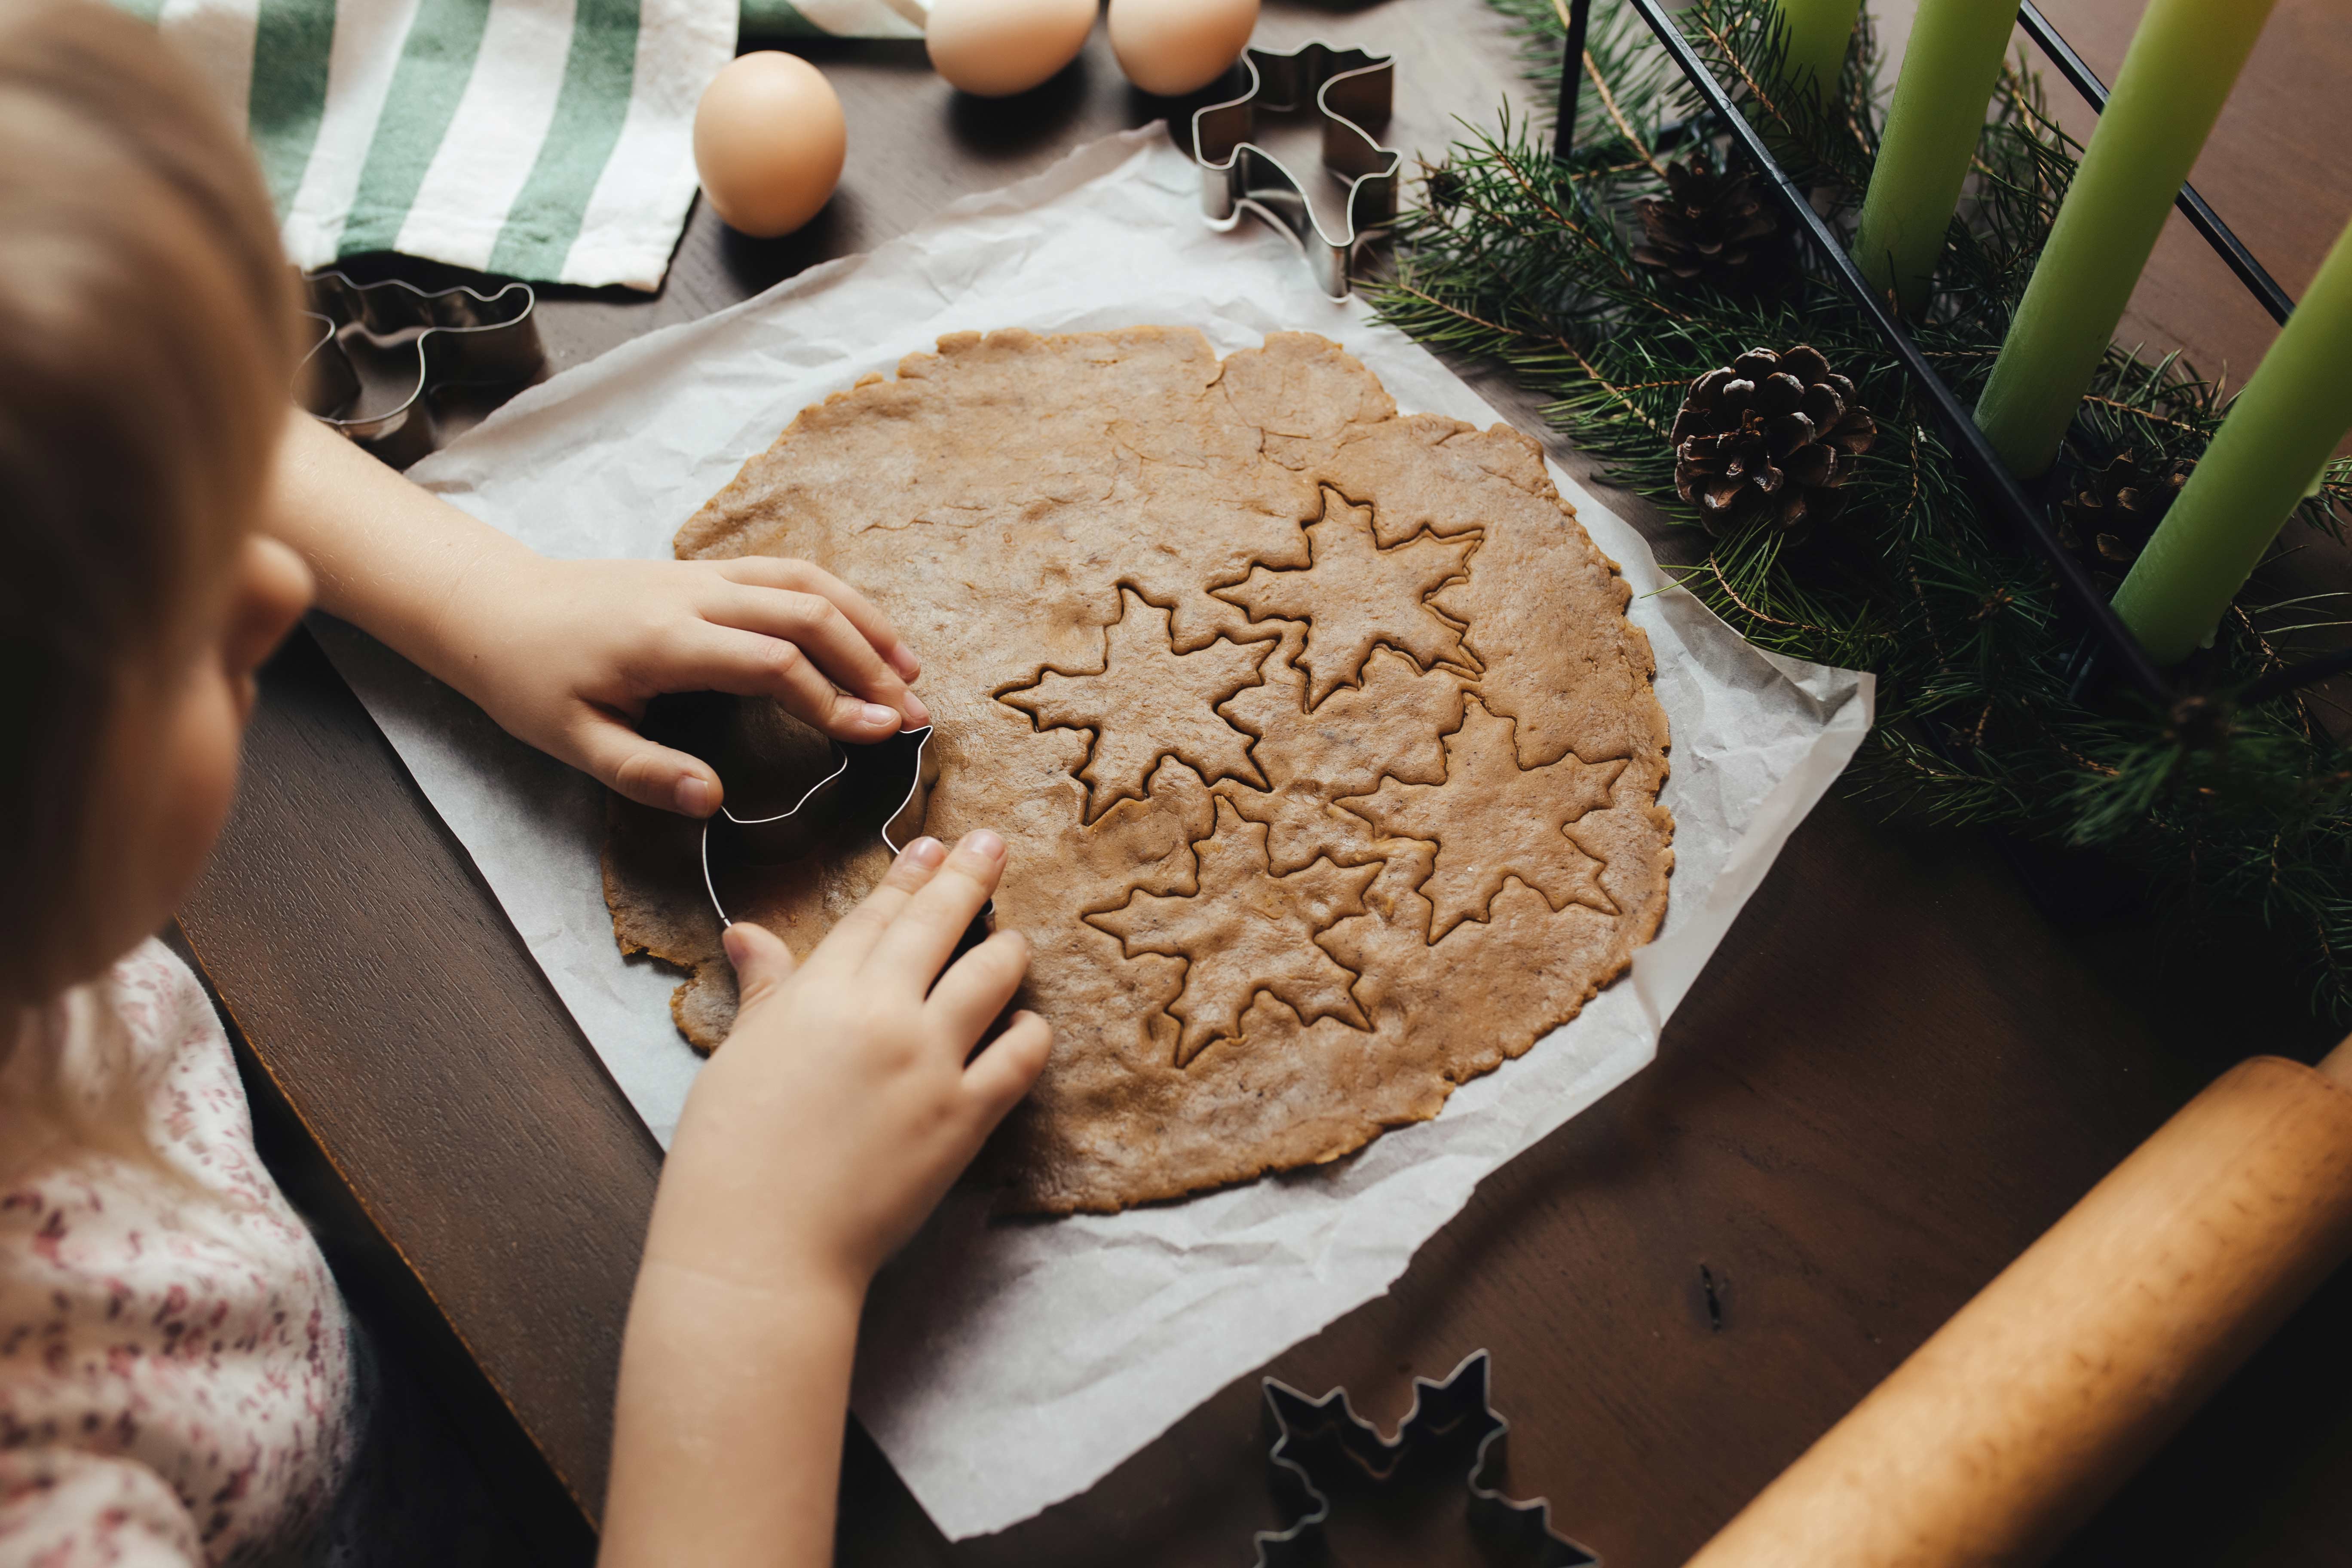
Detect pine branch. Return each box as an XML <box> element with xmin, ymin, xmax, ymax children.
<box><xmin>1378</xmin><ymin>0</ymin><xmax>2352</xmax><ymax>1020</ymax></box>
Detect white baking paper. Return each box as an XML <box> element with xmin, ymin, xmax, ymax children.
<box><xmin>313</xmin><ymin>128</ymin><xmax>1873</xmax><ymax>1540</ymax></box>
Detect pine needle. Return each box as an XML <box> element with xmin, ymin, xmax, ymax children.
<box><xmin>1378</xmin><ymin>0</ymin><xmax>2352</xmax><ymax>1019</ymax></box>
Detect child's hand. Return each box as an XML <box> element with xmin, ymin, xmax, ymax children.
<box><xmin>265</xmin><ymin>416</ymin><xmax>927</xmax><ymax>818</ymax></box>
<box><xmin>601</xmin><ymin>833</ymin><xmax>1044</xmax><ymax>1568</ymax></box>
<box><xmin>645</xmin><ymin>829</ymin><xmax>1050</xmax><ymax>1298</ymax></box>
<box><xmin>444</xmin><ymin>554</ymin><xmax>929</xmax><ymax>817</ymax></box>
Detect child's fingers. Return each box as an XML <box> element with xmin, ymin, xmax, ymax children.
<box><xmin>707</xmin><ymin>585</ymin><xmax>930</xmax><ymax>729</ymax></box>
<box><xmin>721</xmin><ymin>920</ymin><xmax>798</xmax><ymax>1013</ymax></box>
<box><xmin>805</xmin><ymin>837</ymin><xmax>948</xmax><ymax>975</ymax></box>
<box><xmin>925</xmin><ymin>928</ymin><xmax>1030</xmax><ymax>1047</ymax></box>
<box><xmin>567</xmin><ymin>710</ymin><xmax>722</xmax><ymax>817</ymax></box>
<box><xmin>962</xmin><ymin>1011</ymin><xmax>1052</xmax><ymax>1122</ymax></box>
<box><xmin>710</xmin><ymin>557</ymin><xmax>922</xmax><ymax>683</ymax></box>
<box><xmin>864</xmin><ymin>831</ymin><xmax>1006</xmax><ymax>986</ymax></box>
<box><xmin>669</xmin><ymin>625</ymin><xmax>905</xmax><ymax>741</ymax></box>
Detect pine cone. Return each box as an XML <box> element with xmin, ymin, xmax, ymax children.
<box><xmin>1671</xmin><ymin>346</ymin><xmax>1877</xmax><ymax>539</ymax></box>
<box><xmin>2056</xmin><ymin>450</ymin><xmax>2192</xmax><ymax>577</ymax></box>
<box><xmin>1423</xmin><ymin>161</ymin><xmax>1464</xmax><ymax>217</ymax></box>
<box><xmin>1632</xmin><ymin>158</ymin><xmax>1792</xmax><ymax>297</ymax></box>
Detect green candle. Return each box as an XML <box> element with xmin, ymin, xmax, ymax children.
<box><xmin>1853</xmin><ymin>0</ymin><xmax>2019</xmax><ymax>316</ymax></box>
<box><xmin>1773</xmin><ymin>0</ymin><xmax>1864</xmax><ymax>99</ymax></box>
<box><xmin>1974</xmin><ymin>0</ymin><xmax>2277</xmax><ymax>479</ymax></box>
<box><xmin>2112</xmin><ymin>216</ymin><xmax>2352</xmax><ymax>665</ymax></box>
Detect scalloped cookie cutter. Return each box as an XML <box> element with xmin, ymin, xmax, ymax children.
<box><xmin>295</xmin><ymin>270</ymin><xmax>544</xmax><ymax>468</ymax></box>
<box><xmin>1191</xmin><ymin>41</ymin><xmax>1402</xmax><ymax>301</ymax></box>
<box><xmin>1256</xmin><ymin>1349</ymin><xmax>1597</xmax><ymax>1568</ymax></box>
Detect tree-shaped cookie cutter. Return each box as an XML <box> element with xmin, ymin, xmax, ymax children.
<box><xmin>1255</xmin><ymin>1349</ymin><xmax>1596</xmax><ymax>1568</ymax></box>
<box><xmin>700</xmin><ymin>723</ymin><xmax>993</xmax><ymax>969</ymax></box>
<box><xmin>295</xmin><ymin>270</ymin><xmax>543</xmax><ymax>469</ymax></box>
<box><xmin>1191</xmin><ymin>42</ymin><xmax>1402</xmax><ymax>301</ymax></box>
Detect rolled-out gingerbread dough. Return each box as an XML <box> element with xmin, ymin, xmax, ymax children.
<box><xmin>603</xmin><ymin>327</ymin><xmax>1672</xmax><ymax>1214</ymax></box>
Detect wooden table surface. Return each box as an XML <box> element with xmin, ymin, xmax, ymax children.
<box><xmin>175</xmin><ymin>2</ymin><xmax>2352</xmax><ymax>1563</ymax></box>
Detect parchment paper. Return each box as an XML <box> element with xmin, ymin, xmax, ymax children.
<box><xmin>314</xmin><ymin>128</ymin><xmax>1874</xmax><ymax>1540</ymax></box>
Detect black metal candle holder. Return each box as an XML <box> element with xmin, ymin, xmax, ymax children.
<box><xmin>1550</xmin><ymin>0</ymin><xmax>2348</xmax><ymax>711</ymax></box>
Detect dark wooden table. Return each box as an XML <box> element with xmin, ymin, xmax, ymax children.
<box><xmin>176</xmin><ymin>2</ymin><xmax>2352</xmax><ymax>1563</ymax></box>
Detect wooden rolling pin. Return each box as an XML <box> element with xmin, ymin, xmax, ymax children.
<box><xmin>1686</xmin><ymin>1039</ymin><xmax>2352</xmax><ymax>1568</ymax></box>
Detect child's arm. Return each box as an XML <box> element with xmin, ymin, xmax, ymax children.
<box><xmin>262</xmin><ymin>412</ymin><xmax>928</xmax><ymax>815</ymax></box>
<box><xmin>598</xmin><ymin>830</ymin><xmax>1047</xmax><ymax>1568</ymax></box>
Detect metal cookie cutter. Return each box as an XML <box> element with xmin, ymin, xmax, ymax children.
<box><xmin>700</xmin><ymin>724</ymin><xmax>995</xmax><ymax>970</ymax></box>
<box><xmin>1192</xmin><ymin>42</ymin><xmax>1402</xmax><ymax>301</ymax></box>
<box><xmin>295</xmin><ymin>270</ymin><xmax>544</xmax><ymax>469</ymax></box>
<box><xmin>1255</xmin><ymin>1350</ymin><xmax>1596</xmax><ymax>1568</ymax></box>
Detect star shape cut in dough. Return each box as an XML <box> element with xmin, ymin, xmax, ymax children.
<box><xmin>1218</xmin><ymin>639</ymin><xmax>1466</xmax><ymax>874</ymax></box>
<box><xmin>1340</xmin><ymin>697</ymin><xmax>1625</xmax><ymax>941</ymax></box>
<box><xmin>1088</xmin><ymin>796</ymin><xmax>1381</xmax><ymax>1066</ymax></box>
<box><xmin>1216</xmin><ymin>487</ymin><xmax>1479</xmax><ymax>710</ymax></box>
<box><xmin>999</xmin><ymin>587</ymin><xmax>1271</xmax><ymax>822</ymax></box>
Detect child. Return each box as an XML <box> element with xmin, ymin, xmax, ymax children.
<box><xmin>0</xmin><ymin>3</ymin><xmax>1051</xmax><ymax>1562</ymax></box>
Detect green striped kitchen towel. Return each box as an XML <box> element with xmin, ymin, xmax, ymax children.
<box><xmin>128</xmin><ymin>0</ymin><xmax>741</xmax><ymax>289</ymax></box>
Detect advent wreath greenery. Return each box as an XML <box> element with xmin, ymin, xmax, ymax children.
<box><xmin>1369</xmin><ymin>0</ymin><xmax>2352</xmax><ymax>1017</ymax></box>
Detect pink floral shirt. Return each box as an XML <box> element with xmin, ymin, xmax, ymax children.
<box><xmin>0</xmin><ymin>940</ymin><xmax>352</xmax><ymax>1566</ymax></box>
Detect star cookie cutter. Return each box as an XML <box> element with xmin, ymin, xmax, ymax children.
<box><xmin>294</xmin><ymin>270</ymin><xmax>544</xmax><ymax>469</ymax></box>
<box><xmin>1255</xmin><ymin>1349</ymin><xmax>1597</xmax><ymax>1568</ymax></box>
<box><xmin>700</xmin><ymin>723</ymin><xmax>994</xmax><ymax>968</ymax></box>
<box><xmin>1192</xmin><ymin>42</ymin><xmax>1402</xmax><ymax>301</ymax></box>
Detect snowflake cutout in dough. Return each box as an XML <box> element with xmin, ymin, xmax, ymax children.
<box><xmin>1340</xmin><ymin>696</ymin><xmax>1625</xmax><ymax>941</ymax></box>
<box><xmin>1089</xmin><ymin>796</ymin><xmax>1381</xmax><ymax>1066</ymax></box>
<box><xmin>1000</xmin><ymin>587</ymin><xmax>1271</xmax><ymax>822</ymax></box>
<box><xmin>1216</xmin><ymin>487</ymin><xmax>1478</xmax><ymax>710</ymax></box>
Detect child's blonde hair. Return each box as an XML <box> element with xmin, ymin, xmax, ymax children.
<box><xmin>0</xmin><ymin>0</ymin><xmax>298</xmax><ymax>1003</ymax></box>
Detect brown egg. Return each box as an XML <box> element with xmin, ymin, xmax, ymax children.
<box><xmin>926</xmin><ymin>0</ymin><xmax>1097</xmax><ymax>98</ymax></box>
<box><xmin>692</xmin><ymin>52</ymin><xmax>847</xmax><ymax>239</ymax></box>
<box><xmin>1108</xmin><ymin>0</ymin><xmax>1256</xmax><ymax>97</ymax></box>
